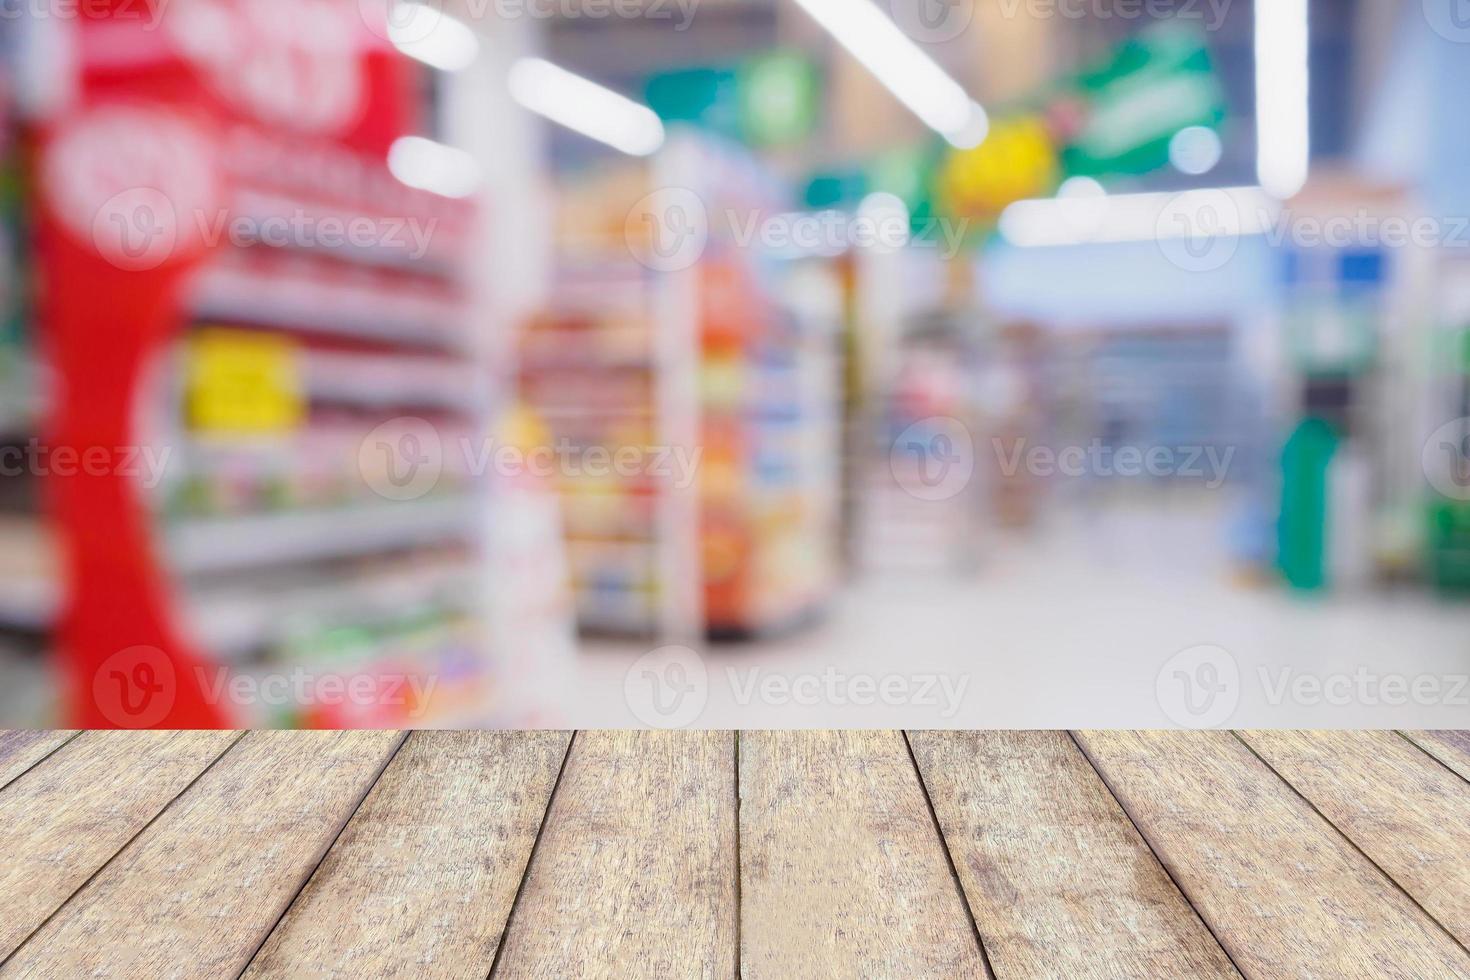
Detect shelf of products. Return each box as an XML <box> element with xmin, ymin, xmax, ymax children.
<box><xmin>518</xmin><ymin>247</ymin><xmax>674</xmax><ymax>638</ymax></box>
<box><xmin>520</xmin><ymin>134</ymin><xmax>841</xmax><ymax>641</ymax></box>
<box><xmin>17</xmin><ymin>3</ymin><xmax>504</xmax><ymax>727</ymax></box>
<box><xmin>157</xmin><ymin>229</ymin><xmax>491</xmax><ymax>725</ymax></box>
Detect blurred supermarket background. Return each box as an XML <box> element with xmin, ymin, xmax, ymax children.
<box><xmin>1</xmin><ymin>0</ymin><xmax>1468</xmax><ymax>728</ymax></box>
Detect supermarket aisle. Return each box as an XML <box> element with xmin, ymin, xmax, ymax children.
<box><xmin>571</xmin><ymin>497</ymin><xmax>1470</xmax><ymax>729</ymax></box>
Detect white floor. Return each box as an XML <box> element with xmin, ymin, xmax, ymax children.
<box><xmin>561</xmin><ymin>497</ymin><xmax>1470</xmax><ymax>729</ymax></box>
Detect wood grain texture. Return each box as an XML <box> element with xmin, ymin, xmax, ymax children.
<box><xmin>0</xmin><ymin>730</ymin><xmax>240</xmax><ymax>960</ymax></box>
<box><xmin>1240</xmin><ymin>730</ymin><xmax>1470</xmax><ymax>947</ymax></box>
<box><xmin>244</xmin><ymin>731</ymin><xmax>571</xmax><ymax>980</ymax></box>
<box><xmin>492</xmin><ymin>730</ymin><xmax>736</xmax><ymax>980</ymax></box>
<box><xmin>0</xmin><ymin>730</ymin><xmax>402</xmax><ymax>980</ymax></box>
<box><xmin>0</xmin><ymin>732</ymin><xmax>76</xmax><ymax>791</ymax></box>
<box><xmin>909</xmin><ymin>730</ymin><xmax>1238</xmax><ymax>979</ymax></box>
<box><xmin>1403</xmin><ymin>731</ymin><xmax>1470</xmax><ymax>784</ymax></box>
<box><xmin>739</xmin><ymin>730</ymin><xmax>990</xmax><ymax>979</ymax></box>
<box><xmin>1076</xmin><ymin>730</ymin><xmax>1470</xmax><ymax>979</ymax></box>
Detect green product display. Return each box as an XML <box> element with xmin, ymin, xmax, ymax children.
<box><xmin>1278</xmin><ymin>416</ymin><xmax>1339</xmax><ymax>591</ymax></box>
<box><xmin>1427</xmin><ymin>500</ymin><xmax>1470</xmax><ymax>594</ymax></box>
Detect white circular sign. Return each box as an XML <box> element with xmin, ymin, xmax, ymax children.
<box><xmin>43</xmin><ymin>105</ymin><xmax>218</xmax><ymax>271</ymax></box>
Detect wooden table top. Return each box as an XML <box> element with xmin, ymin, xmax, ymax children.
<box><xmin>0</xmin><ymin>730</ymin><xmax>1467</xmax><ymax>978</ymax></box>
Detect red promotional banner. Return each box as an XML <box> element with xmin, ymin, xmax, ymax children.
<box><xmin>35</xmin><ymin>0</ymin><xmax>432</xmax><ymax>726</ymax></box>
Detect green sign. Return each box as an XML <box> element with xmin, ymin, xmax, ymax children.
<box><xmin>738</xmin><ymin>53</ymin><xmax>819</xmax><ymax>147</ymax></box>
<box><xmin>646</xmin><ymin>51</ymin><xmax>820</xmax><ymax>148</ymax></box>
<box><xmin>1061</xmin><ymin>24</ymin><xmax>1226</xmax><ymax>177</ymax></box>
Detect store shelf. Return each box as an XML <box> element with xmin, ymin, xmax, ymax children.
<box><xmin>190</xmin><ymin>263</ymin><xmax>466</xmax><ymax>352</ymax></box>
<box><xmin>168</xmin><ymin>496</ymin><xmax>479</xmax><ymax>574</ymax></box>
<box><xmin>183</xmin><ymin>558</ymin><xmax>480</xmax><ymax>658</ymax></box>
<box><xmin>301</xmin><ymin>351</ymin><xmax>482</xmax><ymax>413</ymax></box>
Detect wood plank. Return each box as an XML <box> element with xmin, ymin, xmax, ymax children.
<box><xmin>909</xmin><ymin>730</ymin><xmax>1238</xmax><ymax>979</ymax></box>
<box><xmin>739</xmin><ymin>731</ymin><xmax>990</xmax><ymax>979</ymax></box>
<box><xmin>0</xmin><ymin>732</ymin><xmax>76</xmax><ymax>791</ymax></box>
<box><xmin>244</xmin><ymin>731</ymin><xmax>571</xmax><ymax>979</ymax></box>
<box><xmin>1076</xmin><ymin>731</ymin><xmax>1470</xmax><ymax>979</ymax></box>
<box><xmin>1403</xmin><ymin>731</ymin><xmax>1470</xmax><ymax>785</ymax></box>
<box><xmin>492</xmin><ymin>731</ymin><xmax>736</xmax><ymax>980</ymax></box>
<box><xmin>0</xmin><ymin>730</ymin><xmax>402</xmax><ymax>979</ymax></box>
<box><xmin>0</xmin><ymin>730</ymin><xmax>239</xmax><ymax>960</ymax></box>
<box><xmin>1240</xmin><ymin>730</ymin><xmax>1470</xmax><ymax>947</ymax></box>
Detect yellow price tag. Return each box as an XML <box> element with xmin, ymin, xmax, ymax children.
<box><xmin>187</xmin><ymin>327</ymin><xmax>304</xmax><ymax>435</ymax></box>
